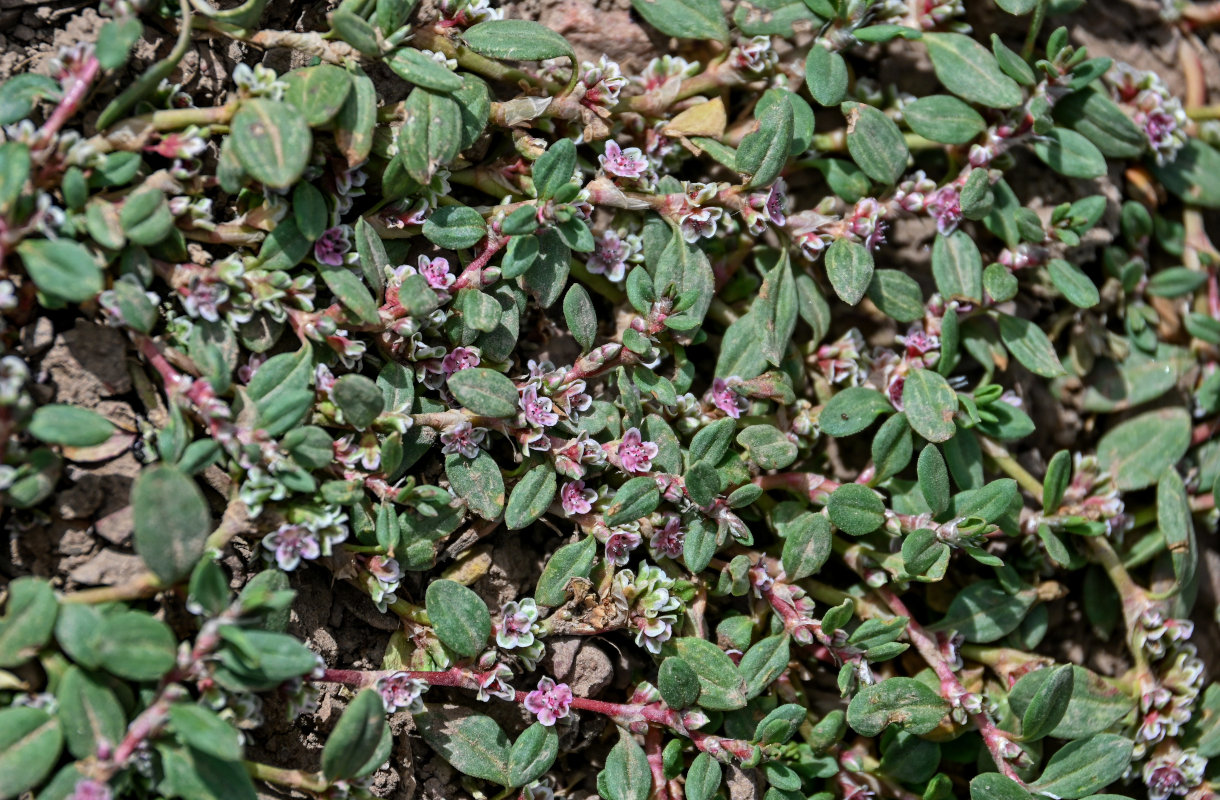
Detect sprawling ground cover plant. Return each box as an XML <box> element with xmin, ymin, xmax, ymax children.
<box><xmin>2</xmin><ymin>0</ymin><xmax>1220</xmax><ymax>798</ymax></box>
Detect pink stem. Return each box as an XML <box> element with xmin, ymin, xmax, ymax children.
<box><xmin>878</xmin><ymin>588</ymin><xmax>1026</xmax><ymax>785</ymax></box>
<box><xmin>35</xmin><ymin>56</ymin><xmax>101</xmax><ymax>152</ymax></box>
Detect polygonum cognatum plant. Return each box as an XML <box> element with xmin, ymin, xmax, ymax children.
<box><xmin>2</xmin><ymin>0</ymin><xmax>1220</xmax><ymax>798</ymax></box>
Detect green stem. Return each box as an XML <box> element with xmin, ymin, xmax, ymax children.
<box><xmin>98</xmin><ymin>0</ymin><xmax>195</xmax><ymax>130</ymax></box>
<box><xmin>1022</xmin><ymin>0</ymin><xmax>1050</xmax><ymax>61</ymax></box>
<box><xmin>245</xmin><ymin>761</ymin><xmax>330</xmax><ymax>794</ymax></box>
<box><xmin>980</xmin><ymin>437</ymin><xmax>1044</xmax><ymax>502</ymax></box>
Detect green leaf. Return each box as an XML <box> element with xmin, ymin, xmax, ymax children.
<box><xmin>739</xmin><ymin>634</ymin><xmax>790</xmax><ymax>698</ymax></box>
<box><xmin>532</xmin><ymin>138</ymin><xmax>577</xmax><ymax>200</ymax></box>
<box><xmin>322</xmin><ymin>689</ymin><xmax>389</xmax><ymax>781</ymax></box>
<box><xmin>827</xmin><ymin>483</ymin><xmax>885</xmax><ymax>535</ymax></box>
<box><xmin>757</xmin><ymin>251</ymin><xmax>798</xmax><ymax>366</ymax></box>
<box><xmin>446</xmin><ymin>451</ymin><xmax>505</xmax><ymax>520</ymax></box>
<box><xmin>0</xmin><ymin>577</ymin><xmax>57</xmax><ymax>668</ymax></box>
<box><xmin>1048</xmin><ymin>258</ymin><xmax>1100</xmax><ymax>308</ymax></box>
<box><xmin>1158</xmin><ymin>467</ymin><xmax>1196</xmax><ymax>596</ymax></box>
<box><xmin>1097</xmin><ymin>407</ymin><xmax>1191</xmax><ymax>491</ymax></box>
<box><xmin>902</xmin><ymin>528</ymin><xmax>950</xmax><ymax>579</ymax></box>
<box><xmin>820</xmin><ymin>387</ymin><xmax>891</xmax><ymax>437</ymax></box>
<box><xmin>931</xmin><ymin>581</ymin><xmax>1035</xmax><ymax>643</ymax></box>
<box><xmin>536</xmin><ymin>535</ymin><xmax>596</xmax><ymax>606</ymax></box>
<box><xmin>399</xmin><ymin>88</ymin><xmax>462</xmax><ymax>185</ymax></box>
<box><xmin>333</xmin><ymin>374</ymin><xmax>385</xmax><ymax>429</ymax></box>
<box><xmin>970</xmin><ymin>773</ymin><xmax>1032</xmax><ymax>800</ymax></box>
<box><xmin>386</xmin><ymin>47</ymin><xmax>464</xmax><ymax>92</ymax></box>
<box><xmin>658</xmin><ymin>657</ymin><xmax>701</xmax><ymax>709</ymax></box>
<box><xmin>1054</xmin><ymin>87</ymin><xmax>1146</xmax><ymax>159</ymax></box>
<box><xmin>284</xmin><ymin>64</ymin><xmax>353</xmax><ymax>126</ymax></box>
<box><xmin>424</xmin><ymin>205</ymin><xmax>487</xmax><ymax>250</ymax></box>
<box><xmin>866</xmin><ymin>269</ymin><xmax>924</xmax><ymax>323</ymax></box>
<box><xmin>1043</xmin><ymin>449</ymin><xmax>1072</xmax><ymax>513</ymax></box>
<box><xmin>997</xmin><ymin>313</ymin><xmax>1066</xmax><ymax>377</ymax></box>
<box><xmin>605</xmin><ymin>476</ymin><xmax>661</xmax><ymax>526</ymax></box>
<box><xmin>212</xmin><ymin>628</ymin><xmax>318</xmax><ymax>691</ymax></box>
<box><xmin>805</xmin><ymin>44</ymin><xmax>848</xmax><ymax>106</ymax></box>
<box><xmin>462</xmin><ymin>19</ymin><xmax>575</xmax><ymax>60</ymax></box>
<box><xmin>917</xmin><ymin>445</ymin><xmax>951</xmax><ymax>514</ymax></box>
<box><xmin>1030</xmin><ymin>128</ymin><xmax>1107</xmax><ymax>179</ymax></box>
<box><xmin>871</xmin><ymin>412</ymin><xmax>914</xmax><ymax>481</ymax></box>
<box><xmin>167</xmin><ymin>704</ymin><xmax>242</xmax><ymax>762</ymax></box>
<box><xmin>447</xmin><ymin>368</ymin><xmax>519</xmax><ymax>418</ymax></box>
<box><xmin>0</xmin><ymin>141</ymin><xmax>30</xmax><ymax>215</ymax></box>
<box><xmin>507</xmin><ymin>723</ymin><xmax>558</xmax><ymax>787</ymax></box>
<box><xmin>903</xmin><ymin>369</ymin><xmax>959</xmax><ymax>443</ymax></box>
<box><xmin>737</xmin><ymin>95</ymin><xmax>794</xmax><ymax>189</ymax></box>
<box><xmin>230</xmin><ymin>99</ymin><xmax>313</xmax><ymax>189</ymax></box>
<box><xmin>931</xmin><ymin>230</ymin><xmax>984</xmax><ymax>303</ymax></box>
<box><xmin>847</xmin><ymin>677</ymin><xmax>949</xmax><ymax>736</ymax></box>
<box><xmin>924</xmin><ymin>32</ymin><xmax>1023</xmax><ymax>109</ymax></box>
<box><xmin>1031</xmin><ymin>734</ymin><xmax>1133</xmax><ymax>799</ymax></box>
<box><xmin>27</xmin><ymin>404</ymin><xmax>113</xmax><ymax>447</ymax></box>
<box><xmin>0</xmin><ymin>74</ymin><xmax>62</xmax><ymax>127</ymax></box>
<box><xmin>426</xmin><ymin>579</ymin><xmax>492</xmax><ymax>657</ymax></box>
<box><xmin>502</xmin><ymin>234</ymin><xmax>539</xmax><ymax>278</ymax></box>
<box><xmin>98</xmin><ymin>611</ymin><xmax>177</xmax><ymax>681</ymax></box>
<box><xmin>733</xmin><ymin>0</ymin><xmax>817</xmax><ymax>35</ymax></box>
<box><xmin>653</xmin><ymin>233</ymin><xmax>714</xmax><ymax>330</ymax></box>
<box><xmin>0</xmin><ymin>708</ymin><xmax>62</xmax><ymax>799</ymax></box>
<box><xmin>825</xmin><ymin>237</ymin><xmax>875</xmax><ymax>305</ymax></box>
<box><xmin>417</xmin><ymin>708</ymin><xmax>510</xmax><ymax>785</ymax></box>
<box><xmin>319</xmin><ymin>261</ymin><xmax>381</xmax><ymax>325</ymax></box>
<box><xmin>905</xmin><ymin>94</ymin><xmax>987</xmax><ymax>144</ymax></box>
<box><xmin>132</xmin><ymin>464</ymin><xmax>211</xmax><ymax>585</ymax></box>
<box><xmin>1152</xmin><ymin>138</ymin><xmax>1220</xmax><ymax>208</ymax></box>
<box><xmin>737</xmin><ymin>425</ymin><xmax>798</xmax><ymax>470</ymax></box>
<box><xmin>683</xmin><ymin>517</ymin><xmax>719</xmax><ymax>572</ymax></box>
<box><xmin>781</xmin><ymin>513</ymin><xmax>832</xmax><ymax>580</ymax></box>
<box><xmin>1021</xmin><ymin>663</ymin><xmax>1074</xmax><ymax>741</ymax></box>
<box><xmin>505</xmin><ymin>463</ymin><xmax>557</xmax><ymax>531</ymax></box>
<box><xmin>523</xmin><ymin>229</ymin><xmax>571</xmax><ymax>309</ymax></box>
<box><xmin>335</xmin><ymin>68</ymin><xmax>378</xmax><ymax>167</ymax></box>
<box><xmin>1009</xmin><ymin>666</ymin><xmax>1135</xmax><ymax>740</ymax></box>
<box><xmin>685</xmin><ymin>753</ymin><xmax>722</xmax><ymax>800</ymax></box>
<box><xmin>843</xmin><ymin>101</ymin><xmax>909</xmax><ymax>185</ymax></box>
<box><xmin>629</xmin><ymin>0</ymin><xmax>728</xmax><ymax>41</ymax></box>
<box><xmin>563</xmin><ymin>284</ymin><xmax>597</xmax><ymax>351</ymax></box>
<box><xmin>16</xmin><ymin>238</ymin><xmax>103</xmax><ymax>304</ymax></box>
<box><xmin>674</xmin><ymin>637</ymin><xmax>749</xmax><ymax>710</ymax></box>
<box><xmin>601</xmin><ymin>731</ymin><xmax>652</xmax><ymax>800</ymax></box>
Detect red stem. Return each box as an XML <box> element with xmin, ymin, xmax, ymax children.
<box><xmin>35</xmin><ymin>56</ymin><xmax>101</xmax><ymax>152</ymax></box>
<box><xmin>878</xmin><ymin>588</ymin><xmax>1026</xmax><ymax>785</ymax></box>
<box><xmin>451</xmin><ymin>233</ymin><xmax>509</xmax><ymax>291</ymax></box>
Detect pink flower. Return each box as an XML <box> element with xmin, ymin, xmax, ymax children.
<box><xmin>523</xmin><ymin>677</ymin><xmax>573</xmax><ymax>726</ymax></box>
<box><xmin>605</xmin><ymin>529</ymin><xmax>642</xmax><ymax>566</ymax></box>
<box><xmin>679</xmin><ymin>206</ymin><xmax>723</xmax><ymax>243</ymax></box>
<box><xmin>441</xmin><ymin>347</ymin><xmax>481</xmax><ymax>376</ymax></box>
<box><xmin>520</xmin><ymin>386</ymin><xmax>560</xmax><ymax>427</ymax></box>
<box><xmin>262</xmin><ymin>524</ymin><xmax>320</xmax><ymax>571</ymax></box>
<box><xmin>314</xmin><ymin>226</ymin><xmax>352</xmax><ymax>266</ymax></box>
<box><xmin>417</xmin><ymin>255</ymin><xmax>455</xmax><ymax>292</ymax></box>
<box><xmin>440</xmin><ymin>420</ymin><xmax>486</xmax><ymax>459</ymax></box>
<box><xmin>376</xmin><ymin>672</ymin><xmax>428</xmax><ymax>713</ymax></box>
<box><xmin>707</xmin><ymin>378</ymin><xmax>747</xmax><ymax>419</ymax></box>
<box><xmin>561</xmin><ymin>480</ymin><xmax>596</xmax><ymax>515</ymax></box>
<box><xmin>599</xmin><ymin>140</ymin><xmax>649</xmax><ymax>179</ymax></box>
<box><xmin>617</xmin><ymin>427</ymin><xmax>658</xmax><ymax>474</ymax></box>
<box><xmin>71</xmin><ymin>780</ymin><xmax>112</xmax><ymax>800</ymax></box>
<box><xmin>649</xmin><ymin>516</ymin><xmax>684</xmax><ymax>559</ymax></box>
<box><xmin>586</xmin><ymin>229</ymin><xmax>636</xmax><ymax>282</ymax></box>
<box><xmin>764</xmin><ymin>178</ymin><xmax>788</xmax><ymax>226</ymax></box>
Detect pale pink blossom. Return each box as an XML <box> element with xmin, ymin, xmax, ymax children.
<box><xmin>707</xmin><ymin>378</ymin><xmax>747</xmax><ymax>419</ymax></box>
<box><xmin>520</xmin><ymin>386</ymin><xmax>559</xmax><ymax>427</ymax></box>
<box><xmin>561</xmin><ymin>480</ymin><xmax>596</xmax><ymax>515</ymax></box>
<box><xmin>599</xmin><ymin>140</ymin><xmax>649</xmax><ymax>179</ymax></box>
<box><xmin>523</xmin><ymin>677</ymin><xmax>573</xmax><ymax>726</ymax></box>
<box><xmin>617</xmin><ymin>427</ymin><xmax>658</xmax><ymax>474</ymax></box>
